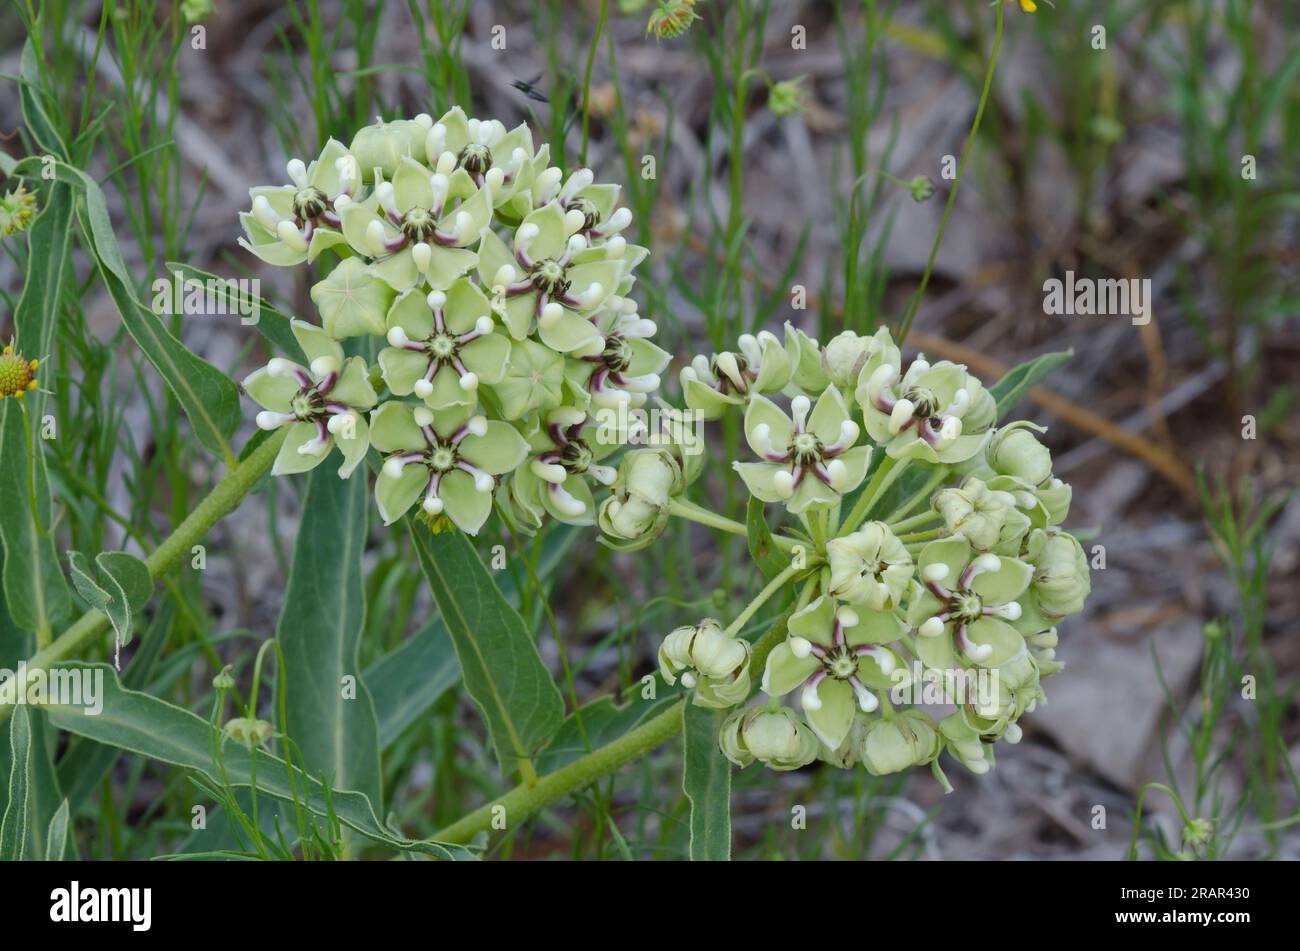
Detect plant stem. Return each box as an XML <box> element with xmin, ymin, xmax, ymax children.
<box><xmin>0</xmin><ymin>429</ymin><xmax>287</xmax><ymax>727</ymax></box>
<box><xmin>895</xmin><ymin>0</ymin><xmax>1004</xmax><ymax>345</ymax></box>
<box><xmin>887</xmin><ymin>510</ymin><xmax>940</xmax><ymax>534</ymax></box>
<box><xmin>433</xmin><ymin>606</ymin><xmax>796</xmax><ymax>847</ymax></box>
<box><xmin>723</xmin><ymin>562</ymin><xmax>800</xmax><ymax>639</ymax></box>
<box><xmin>579</xmin><ymin>0</ymin><xmax>608</xmax><ymax>165</ymax></box>
<box><xmin>668</xmin><ymin>497</ymin><xmax>799</xmax><ymax>552</ymax></box>
<box><xmin>839</xmin><ymin>456</ymin><xmax>902</xmax><ymax>535</ymax></box>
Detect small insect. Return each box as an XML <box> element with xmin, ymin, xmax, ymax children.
<box><xmin>511</xmin><ymin>74</ymin><xmax>549</xmax><ymax>103</ymax></box>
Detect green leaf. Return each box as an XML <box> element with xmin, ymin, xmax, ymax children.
<box><xmin>746</xmin><ymin>496</ymin><xmax>792</xmax><ymax>579</ymax></box>
<box><xmin>0</xmin><ymin>707</ymin><xmax>32</xmax><ymax>860</ymax></box>
<box><xmin>66</xmin><ymin>550</ymin><xmax>152</xmax><ymax>661</ymax></box>
<box><xmin>44</xmin><ymin>663</ymin><xmax>474</xmax><ymax>859</ymax></box>
<box><xmin>9</xmin><ymin>157</ymin><xmax>241</xmax><ymax>461</ymax></box>
<box><xmin>366</xmin><ymin>620</ymin><xmax>459</xmax><ymax>748</ymax></box>
<box><xmin>18</xmin><ymin>41</ymin><xmax>68</xmax><ymax>159</ymax></box>
<box><xmin>45</xmin><ymin>799</ymin><xmax>69</xmax><ymax>861</ymax></box>
<box><xmin>277</xmin><ymin>468</ymin><xmax>382</xmax><ymax>805</ymax></box>
<box><xmin>164</xmin><ymin>261</ymin><xmax>306</xmax><ymax>365</ymax></box>
<box><xmin>0</xmin><ymin>403</ymin><xmax>71</xmax><ymax>633</ymax></box>
<box><xmin>682</xmin><ymin>703</ymin><xmax>731</xmax><ymax>861</ymax></box>
<box><xmin>410</xmin><ymin>523</ymin><xmax>565</xmax><ymax>776</ymax></box>
<box><xmin>988</xmin><ymin>350</ymin><xmax>1072</xmax><ymax>421</ymax></box>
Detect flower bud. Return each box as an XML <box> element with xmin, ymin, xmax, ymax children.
<box><xmin>597</xmin><ymin>448</ymin><xmax>682</xmax><ymax>550</ymax></box>
<box><xmin>860</xmin><ymin>711</ymin><xmax>941</xmax><ymax>776</ymax></box>
<box><xmin>349</xmin><ymin>118</ymin><xmax>427</xmax><ymax>181</ymax></box>
<box><xmin>826</xmin><ymin>521</ymin><xmax>912</xmax><ymax>610</ymax></box>
<box><xmin>820</xmin><ymin>331</ymin><xmax>874</xmax><ymax>391</ymax></box>
<box><xmin>933</xmin><ymin>477</ymin><xmax>1016</xmax><ymax>551</ymax></box>
<box><xmin>988</xmin><ymin>422</ymin><xmax>1053</xmax><ymax>485</ymax></box>
<box><xmin>1029</xmin><ymin>530</ymin><xmax>1091</xmax><ymax>618</ymax></box>
<box><xmin>908</xmin><ymin>175</ymin><xmax>936</xmax><ymax>202</ymax></box>
<box><xmin>222</xmin><ymin>717</ymin><xmax>274</xmax><ymax>749</ymax></box>
<box><xmin>938</xmin><ymin>714</ymin><xmax>992</xmax><ymax>775</ymax></box>
<box><xmin>720</xmin><ymin>706</ymin><xmax>820</xmax><ymax>771</ymax></box>
<box><xmin>659</xmin><ymin>618</ymin><xmax>752</xmax><ymax>709</ymax></box>
<box><xmin>212</xmin><ymin>665</ymin><xmax>236</xmax><ymax>691</ymax></box>
<box><xmin>768</xmin><ymin>77</ymin><xmax>808</xmax><ymax>117</ymax></box>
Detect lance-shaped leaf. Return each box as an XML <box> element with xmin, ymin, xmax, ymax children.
<box><xmin>9</xmin><ymin>156</ymin><xmax>241</xmax><ymax>461</ymax></box>
<box><xmin>165</xmin><ymin>261</ymin><xmax>306</xmax><ymax>365</ymax></box>
<box><xmin>988</xmin><ymin>350</ymin><xmax>1072</xmax><ymax>421</ymax></box>
<box><xmin>0</xmin><ymin>707</ymin><xmax>32</xmax><ymax>860</ymax></box>
<box><xmin>277</xmin><ymin>468</ymin><xmax>382</xmax><ymax>806</ymax></box>
<box><xmin>66</xmin><ymin>550</ymin><xmax>151</xmax><ymax>663</ymax></box>
<box><xmin>682</xmin><ymin>703</ymin><xmax>732</xmax><ymax>861</ymax></box>
<box><xmin>44</xmin><ymin>663</ymin><xmax>473</xmax><ymax>860</ymax></box>
<box><xmin>746</xmin><ymin>496</ymin><xmax>792</xmax><ymax>579</ymax></box>
<box><xmin>410</xmin><ymin>522</ymin><xmax>564</xmax><ymax>776</ymax></box>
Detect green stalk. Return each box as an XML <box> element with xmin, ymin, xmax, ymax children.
<box><xmin>668</xmin><ymin>497</ymin><xmax>800</xmax><ymax>552</ymax></box>
<box><xmin>896</xmin><ymin>0</ymin><xmax>1004</xmax><ymax>344</ymax></box>
<box><xmin>839</xmin><ymin>456</ymin><xmax>903</xmax><ymax>535</ymax></box>
<box><xmin>433</xmin><ymin>573</ymin><xmax>806</xmax><ymax>847</ymax></box>
<box><xmin>0</xmin><ymin>428</ymin><xmax>287</xmax><ymax>726</ymax></box>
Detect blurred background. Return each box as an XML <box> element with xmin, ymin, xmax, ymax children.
<box><xmin>1</xmin><ymin>0</ymin><xmax>1296</xmax><ymax>859</ymax></box>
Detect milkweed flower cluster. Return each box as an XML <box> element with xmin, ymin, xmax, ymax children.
<box><xmin>641</xmin><ymin>323</ymin><xmax>1090</xmax><ymax>787</ymax></box>
<box><xmin>238</xmin><ymin>109</ymin><xmax>669</xmax><ymax>535</ymax></box>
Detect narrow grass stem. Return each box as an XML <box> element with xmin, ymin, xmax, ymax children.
<box><xmin>896</xmin><ymin>1</ymin><xmax>1004</xmax><ymax>344</ymax></box>
<box><xmin>0</xmin><ymin>429</ymin><xmax>288</xmax><ymax>727</ymax></box>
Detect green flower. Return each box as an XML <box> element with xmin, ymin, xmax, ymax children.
<box><xmin>424</xmin><ymin>106</ymin><xmax>537</xmax><ymax>200</ymax></box>
<box><xmin>378</xmin><ymin>279</ymin><xmax>509</xmax><ymax>409</ymax></box>
<box><xmin>733</xmin><ymin>387</ymin><xmax>872</xmax><ymax>514</ymax></box>
<box><xmin>646</xmin><ymin>0</ymin><xmax>701</xmax><ymax>40</ymax></box>
<box><xmin>907</xmin><ymin>176</ymin><xmax>936</xmax><ymax>202</ymax></box>
<box><xmin>681</xmin><ymin>331</ymin><xmax>792</xmax><ymax>419</ymax></box>
<box><xmin>768</xmin><ymin>76</ymin><xmax>808</xmax><ymax>117</ymax></box>
<box><xmin>340</xmin><ymin>155</ymin><xmax>491</xmax><ymax>291</ymax></box>
<box><xmin>309</xmin><ymin>257</ymin><xmax>396</xmax><ymax>339</ymax></box>
<box><xmin>243</xmin><ymin>319</ymin><xmax>377</xmax><ymax>478</ymax></box>
<box><xmin>658</xmin><ymin>618</ymin><xmax>752</xmax><ymax>709</ymax></box>
<box><xmin>860</xmin><ymin>711</ymin><xmax>942</xmax><ymax>776</ymax></box>
<box><xmin>489</xmin><ymin>338</ymin><xmax>566</xmax><ymax>420</ymax></box>
<box><xmin>857</xmin><ymin>351</ymin><xmax>994</xmax><ymax>464</ymax></box>
<box><xmin>906</xmin><ymin>536</ymin><xmax>1032</xmax><ymax>668</ymax></box>
<box><xmin>565</xmin><ymin>296</ymin><xmax>668</xmax><ymax>409</ymax></box>
<box><xmin>933</xmin><ymin>476</ymin><xmax>1027</xmax><ymax>551</ymax></box>
<box><xmin>239</xmin><ymin>139</ymin><xmax>357</xmax><ymax>266</ymax></box>
<box><xmin>476</xmin><ymin>202</ymin><xmax>622</xmax><ymax>349</ymax></box>
<box><xmin>1023</xmin><ymin>529</ymin><xmax>1091</xmax><ymax>618</ymax></box>
<box><xmin>0</xmin><ymin>185</ymin><xmax>38</xmax><ymax>237</ymax></box>
<box><xmin>820</xmin><ymin>326</ymin><xmax>893</xmax><ymax>392</ymax></box>
<box><xmin>222</xmin><ymin>717</ymin><xmax>274</xmax><ymax>750</ymax></box>
<box><xmin>597</xmin><ymin>447</ymin><xmax>683</xmax><ymax>550</ymax></box>
<box><xmin>762</xmin><ymin>595</ymin><xmax>907</xmax><ymax>749</ymax></box>
<box><xmin>510</xmin><ymin>407</ymin><xmax>619</xmax><ymax>526</ymax></box>
<box><xmin>371</xmin><ymin>401</ymin><xmax>527</xmax><ymax>534</ymax></box>
<box><xmin>958</xmin><ymin>649</ymin><xmax>1044</xmax><ymax>740</ymax></box>
<box><xmin>348</xmin><ymin>115</ymin><xmax>434</xmax><ymax>182</ymax></box>
<box><xmin>719</xmin><ymin>706</ymin><xmax>820</xmax><ymax>771</ymax></box>
<box><xmin>784</xmin><ymin>321</ymin><xmax>830</xmax><ymax>393</ymax></box>
<box><xmin>987</xmin><ymin>421</ymin><xmax>1053</xmax><ymax>485</ymax></box>
<box><xmin>826</xmin><ymin>521</ymin><xmax>913</xmax><ymax>610</ymax></box>
<box><xmin>938</xmin><ymin>713</ymin><xmax>993</xmax><ymax>775</ymax></box>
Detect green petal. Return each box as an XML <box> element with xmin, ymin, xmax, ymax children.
<box><xmin>335</xmin><ymin>413</ymin><xmax>370</xmax><ymax>478</ymax></box>
<box><xmin>539</xmin><ymin>308</ymin><xmax>602</xmax><ymax>353</ymax></box>
<box><xmin>684</xmin><ymin>378</ymin><xmax>740</xmax><ymax>419</ymax></box>
<box><xmin>272</xmin><ymin>421</ymin><xmax>331</xmax><ymax>476</ymax></box>
<box><xmin>290</xmin><ymin>318</ymin><xmax>344</xmax><ymax>368</ymax></box>
<box><xmin>562</xmin><ymin>260</ymin><xmax>622</xmax><ymax>311</ymax></box>
<box><xmin>831</xmin><ymin>445</ymin><xmax>872</xmax><ymax>495</ymax></box>
<box><xmin>442</xmin><ymin>278</ymin><xmax>492</xmax><ymax>333</ymax></box>
<box><xmin>762</xmin><ymin>642</ymin><xmax>820</xmax><ymax>697</ymax></box>
<box><xmin>804</xmin><ymin>679</ymin><xmax>855</xmax><ymax>749</ymax></box>
<box><xmin>460</xmin><ymin>421</ymin><xmax>528</xmax><ymax>475</ymax></box>
<box><xmin>971</xmin><ymin>555</ymin><xmax>1034</xmax><ymax>605</ymax></box>
<box><xmin>543</xmin><ymin>474</ymin><xmax>596</xmax><ymax>525</ymax></box>
<box><xmin>919</xmin><ymin>363</ymin><xmax>965</xmax><ymax>406</ymax></box>
<box><xmin>520</xmin><ymin>203</ymin><xmax>567</xmax><ymax>261</ymax></box>
<box><xmin>733</xmin><ymin>462</ymin><xmax>786</xmax><ymax>504</ymax></box>
<box><xmin>789</xmin><ymin>595</ymin><xmax>836</xmax><ymax>647</ymax></box>
<box><xmin>311</xmin><ymin>258</ymin><xmax>394</xmax><ymax>338</ymax></box>
<box><xmin>370</xmin><ymin>249</ymin><xmax>419</xmax><ymax>293</ymax></box>
<box><xmin>426</xmin><ymin>364</ymin><xmax>474</xmax><ymax>408</ymax></box>
<box><xmin>626</xmin><ymin>338</ymin><xmax>671</xmax><ymax>376</ymax></box>
<box><xmin>915</xmin><ymin>631</ymin><xmax>957</xmax><ymax>670</ymax></box>
<box><xmin>935</xmin><ymin>431</ymin><xmax>991</xmax><ymax>464</ymax></box>
<box><xmin>368</xmin><ymin>401</ymin><xmax>426</xmax><ymax>453</ymax></box>
<box><xmin>375</xmin><ymin>464</ymin><xmax>427</xmax><ymax>525</ymax></box>
<box><xmin>393</xmin><ymin>156</ymin><xmax>434</xmax><ymax>212</ymax></box>
<box><xmin>752</xmin><ymin>336</ymin><xmax>793</xmax><ymax>392</ymax></box>
<box><xmin>844</xmin><ymin>609</ymin><xmax>907</xmax><ymax>646</ymax></box>
<box><xmin>330</xmin><ymin>356</ymin><xmax>378</xmax><ymax>409</ymax></box>
<box><xmin>308</xmin><ymin>138</ymin><xmax>352</xmax><ymax>193</ymax></box>
<box><xmin>967</xmin><ymin>618</ymin><xmax>1026</xmax><ymax>667</ymax></box>
<box><xmin>501</xmin><ymin>293</ymin><xmax>537</xmax><ymax>340</ymax></box>
<box><xmin>743</xmin><ymin>394</ymin><xmax>794</xmax><ymax>455</ymax></box>
<box><xmin>305</xmin><ymin>229</ymin><xmax>347</xmax><ymax>263</ymax></box>
<box><xmin>434</xmin><ymin>106</ymin><xmax>470</xmax><ymax>152</ymax></box>
<box><xmin>918</xmin><ymin>536</ymin><xmax>972</xmax><ymax>586</ymax></box>
<box><xmin>442</xmin><ymin>182</ymin><xmax>494</xmax><ymax>241</ymax></box>
<box><xmin>808</xmin><ymin>385</ymin><xmax>850</xmax><ymax>444</ymax></box>
<box><xmin>788</xmin><ymin>476</ymin><xmax>838</xmax><ymax>514</ymax></box>
<box><xmin>854</xmin><ymin>647</ymin><xmax>902</xmax><ymax>690</ymax></box>
<box><xmin>461</xmin><ymin>333</ymin><xmax>511</xmax><ymax>384</ymax></box>
<box><xmin>241</xmin><ymin>366</ymin><xmax>297</xmax><ymax>412</ymax></box>
<box><xmin>378</xmin><ymin>347</ymin><xmax>430</xmax><ymax>396</ymax></box>
<box><xmin>905</xmin><ymin>585</ymin><xmax>945</xmax><ymax>628</ymax></box>
<box><xmin>340</xmin><ymin>203</ymin><xmax>389</xmax><ymax>257</ymax></box>
<box><xmin>439</xmin><ymin>469</ymin><xmax>494</xmax><ymax>535</ymax></box>
<box><xmin>474</xmin><ymin>228</ymin><xmax>517</xmax><ymax>295</ymax></box>
<box><xmin>387</xmin><ymin>288</ymin><xmax>437</xmax><ymax>338</ymax></box>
